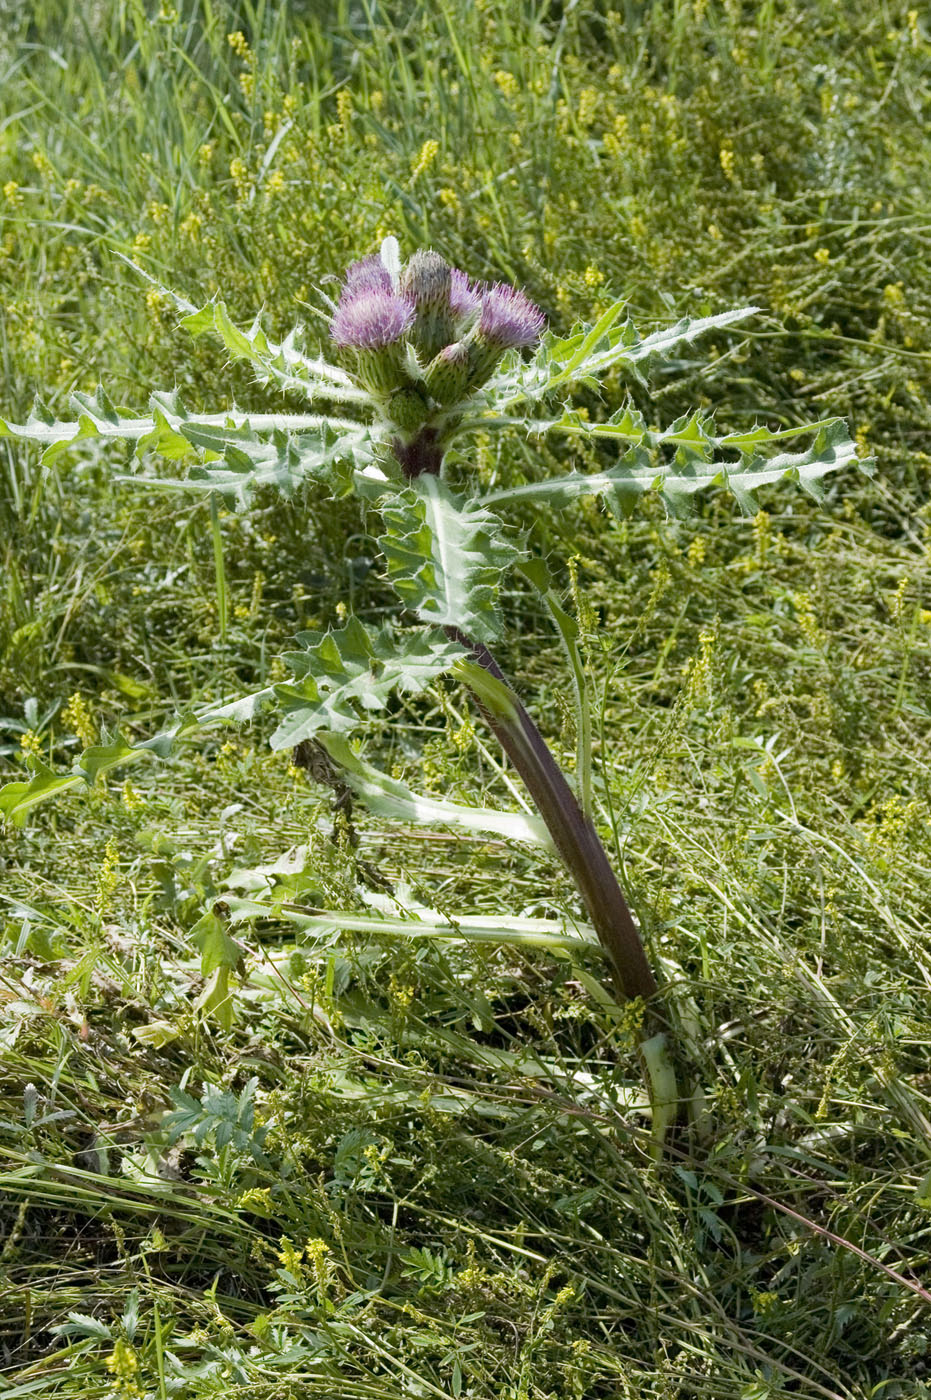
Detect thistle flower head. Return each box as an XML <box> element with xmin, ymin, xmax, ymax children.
<box><xmin>330</xmin><ymin>286</ymin><xmax>415</xmax><ymax>349</ymax></box>
<box><xmin>478</xmin><ymin>282</ymin><xmax>545</xmax><ymax>349</ymax></box>
<box><xmin>450</xmin><ymin>267</ymin><xmax>482</xmax><ymax>322</ymax></box>
<box><xmin>342</xmin><ymin>253</ymin><xmax>394</xmax><ymax>297</ymax></box>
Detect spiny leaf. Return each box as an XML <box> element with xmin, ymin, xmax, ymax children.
<box><xmin>0</xmin><ymin>719</ymin><xmax>200</xmax><ymax>825</ymax></box>
<box><xmin>378</xmin><ymin>476</ymin><xmax>524</xmax><ymax>642</ymax></box>
<box><xmin>315</xmin><ymin>733</ymin><xmax>551</xmax><ymax>848</ymax></box>
<box><xmin>179</xmin><ymin>299</ymin><xmax>367</xmax><ymax>404</ymax></box>
<box><xmin>0</xmin><ymin>620</ymin><xmax>462</xmax><ymax>822</ymax></box>
<box><xmin>492</xmin><ymin>301</ymin><xmax>760</xmax><ymax>403</ymax></box>
<box><xmin>270</xmin><ymin>618</ymin><xmax>466</xmax><ymax>750</ymax></box>
<box><xmin>483</xmin><ymin>419</ymin><xmax>869</xmax><ymax>518</ymax></box>
<box><xmin>0</xmin><ymin>386</ymin><xmax>362</xmax><ymax>472</ymax></box>
<box><xmin>125</xmin><ymin>420</ymin><xmax>377</xmax><ymax>508</ymax></box>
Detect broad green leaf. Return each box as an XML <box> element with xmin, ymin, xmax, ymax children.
<box><xmin>483</xmin><ymin>420</ymin><xmax>868</xmax><ymax>517</ymax></box>
<box><xmin>270</xmin><ymin>617</ymin><xmax>466</xmax><ymax>749</ymax></box>
<box><xmin>195</xmin><ymin>967</ymin><xmax>234</xmax><ymax>1031</ymax></box>
<box><xmin>316</xmin><ymin>733</ymin><xmax>551</xmax><ymax>848</ymax></box>
<box><xmin>190</xmin><ymin>909</ymin><xmax>245</xmax><ymax>975</ymax></box>
<box><xmin>379</xmin><ymin>476</ymin><xmax>523</xmax><ymax>642</ymax></box>
<box><xmin>132</xmin><ymin>1021</ymin><xmax>181</xmax><ymax>1048</ymax></box>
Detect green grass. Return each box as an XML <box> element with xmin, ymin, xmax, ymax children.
<box><xmin>2</xmin><ymin>1</ymin><xmax>931</xmax><ymax>1396</ymax></box>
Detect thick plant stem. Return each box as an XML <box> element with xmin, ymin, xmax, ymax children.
<box><xmin>453</xmin><ymin>637</ymin><xmax>681</xmax><ymax>1154</ymax></box>
<box><xmin>451</xmin><ymin>634</ymin><xmax>657</xmax><ymax>1005</ymax></box>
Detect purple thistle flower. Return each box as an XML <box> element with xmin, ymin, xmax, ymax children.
<box><xmin>478</xmin><ymin>283</ymin><xmax>545</xmax><ymax>349</ymax></box>
<box><xmin>450</xmin><ymin>267</ymin><xmax>482</xmax><ymax>321</ymax></box>
<box><xmin>342</xmin><ymin>254</ymin><xmax>394</xmax><ymax>297</ymax></box>
<box><xmin>330</xmin><ymin>287</ymin><xmax>416</xmax><ymax>349</ymax></box>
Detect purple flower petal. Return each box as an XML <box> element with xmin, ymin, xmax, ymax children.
<box><xmin>330</xmin><ymin>287</ymin><xmax>416</xmax><ymax>349</ymax></box>
<box><xmin>478</xmin><ymin>283</ymin><xmax>545</xmax><ymax>348</ymax></box>
<box><xmin>450</xmin><ymin>267</ymin><xmax>482</xmax><ymax>321</ymax></box>
<box><xmin>342</xmin><ymin>254</ymin><xmax>393</xmax><ymax>298</ymax></box>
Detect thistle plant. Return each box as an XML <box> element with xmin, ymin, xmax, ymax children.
<box><xmin>0</xmin><ymin>239</ymin><xmax>867</xmax><ymax>1148</ymax></box>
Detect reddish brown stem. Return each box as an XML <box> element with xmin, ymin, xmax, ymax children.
<box><xmin>450</xmin><ymin>632</ymin><xmax>658</xmax><ymax>1004</ymax></box>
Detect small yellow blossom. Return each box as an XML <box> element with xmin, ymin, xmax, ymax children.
<box><xmin>493</xmin><ymin>69</ymin><xmax>519</xmax><ymax>98</ymax></box>
<box><xmin>719</xmin><ymin>145</ymin><xmax>736</xmax><ymax>181</ymax></box>
<box><xmin>411</xmin><ymin>139</ymin><xmax>439</xmax><ymax>178</ymax></box>
<box><xmin>20</xmin><ymin>731</ymin><xmax>43</xmax><ymax>761</ymax></box>
<box><xmin>3</xmin><ymin>181</ymin><xmax>22</xmax><ymax>207</ymax></box>
<box><xmin>179</xmin><ymin>211</ymin><xmax>202</xmax><ymax>240</ymax></box>
<box><xmin>336</xmin><ymin>88</ymin><xmax>353</xmax><ymax>133</ymax></box>
<box><xmin>227</xmin><ymin>30</ymin><xmax>254</xmax><ymax>64</ymax></box>
<box><xmin>264</xmin><ymin>169</ymin><xmax>285</xmax><ymax>202</ymax></box>
<box><xmin>62</xmin><ymin>692</ymin><xmax>97</xmax><ymax>748</ymax></box>
<box><xmin>687</xmin><ymin>536</ymin><xmax>706</xmax><ymax>568</ymax></box>
<box><xmin>577</xmin><ymin>87</ymin><xmax>599</xmax><ymax>127</ymax></box>
<box><xmin>583</xmin><ymin>264</ymin><xmax>604</xmax><ymax>287</ymax></box>
<box><xmin>95</xmin><ymin>837</ymin><xmax>121</xmax><ymax>914</ymax></box>
<box><xmin>814</xmin><ymin>247</ymin><xmax>831</xmax><ymax>264</ymax></box>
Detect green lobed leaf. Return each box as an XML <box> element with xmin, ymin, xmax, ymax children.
<box><xmin>0</xmin><ymin>385</ymin><xmax>365</xmax><ymax>473</ymax></box>
<box><xmin>491</xmin><ymin>301</ymin><xmax>760</xmax><ymax>403</ymax></box>
<box><xmin>483</xmin><ymin>419</ymin><xmax>869</xmax><ymax>518</ymax></box>
<box><xmin>126</xmin><ymin>420</ymin><xmax>378</xmax><ymax>508</ymax></box>
<box><xmin>269</xmin><ymin>617</ymin><xmax>466</xmax><ymax>750</ymax></box>
<box><xmin>378</xmin><ymin>476</ymin><xmax>524</xmax><ymax>642</ymax></box>
<box><xmin>0</xmin><ymin>618</ymin><xmax>463</xmax><ymax>822</ymax></box>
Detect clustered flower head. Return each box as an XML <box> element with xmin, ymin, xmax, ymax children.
<box><xmin>329</xmin><ymin>243</ymin><xmax>545</xmax><ymax>434</ymax></box>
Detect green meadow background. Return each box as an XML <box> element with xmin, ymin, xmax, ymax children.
<box><xmin>1</xmin><ymin>1</ymin><xmax>931</xmax><ymax>1395</ymax></box>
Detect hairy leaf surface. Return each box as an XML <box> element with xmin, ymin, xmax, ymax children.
<box><xmin>269</xmin><ymin>618</ymin><xmax>465</xmax><ymax>749</ymax></box>
<box><xmin>483</xmin><ymin>419</ymin><xmax>868</xmax><ymax>517</ymax></box>
<box><xmin>379</xmin><ymin>477</ymin><xmax>523</xmax><ymax>641</ymax></box>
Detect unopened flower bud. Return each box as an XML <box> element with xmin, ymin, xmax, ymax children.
<box><xmin>401</xmin><ymin>250</ymin><xmax>451</xmax><ymax>308</ymax></box>
<box><xmin>387</xmin><ymin>385</ymin><xmax>430</xmax><ymax>434</ymax></box>
<box><xmin>401</xmin><ymin>249</ymin><xmax>457</xmax><ymax>360</ymax></box>
<box><xmin>424</xmin><ymin>340</ymin><xmax>471</xmax><ymax>406</ymax></box>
